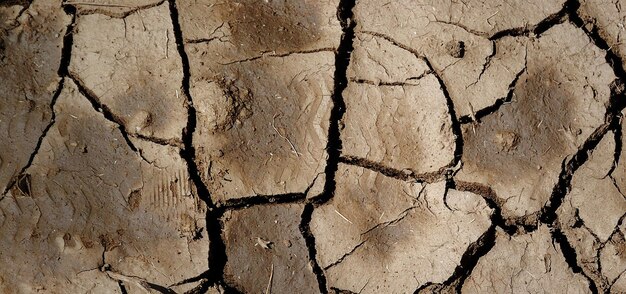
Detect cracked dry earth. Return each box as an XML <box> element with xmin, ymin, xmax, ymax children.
<box><xmin>3</xmin><ymin>1</ymin><xmax>626</xmax><ymax>294</ymax></box>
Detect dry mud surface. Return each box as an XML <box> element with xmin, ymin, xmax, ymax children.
<box><xmin>1</xmin><ymin>0</ymin><xmax>626</xmax><ymax>293</ymax></box>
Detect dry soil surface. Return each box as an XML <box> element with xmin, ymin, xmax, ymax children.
<box><xmin>1</xmin><ymin>0</ymin><xmax>626</xmax><ymax>293</ymax></box>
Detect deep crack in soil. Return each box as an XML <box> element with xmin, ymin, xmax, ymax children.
<box><xmin>2</xmin><ymin>0</ymin><xmax>626</xmax><ymax>293</ymax></box>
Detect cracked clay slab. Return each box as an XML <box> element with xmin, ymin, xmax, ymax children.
<box><xmin>352</xmin><ymin>0</ymin><xmax>558</xmax><ymax>118</ymax></box>
<box><xmin>340</xmin><ymin>33</ymin><xmax>456</xmax><ymax>176</ymax></box>
<box><xmin>462</xmin><ymin>226</ymin><xmax>592</xmax><ymax>293</ymax></box>
<box><xmin>69</xmin><ymin>2</ymin><xmax>187</xmax><ymax>142</ymax></box>
<box><xmin>4</xmin><ymin>0</ymin><xmax>626</xmax><ymax>293</ymax></box>
<box><xmin>556</xmin><ymin>122</ymin><xmax>626</xmax><ymax>292</ymax></box>
<box><xmin>180</xmin><ymin>0</ymin><xmax>342</xmax><ymax>203</ymax></box>
<box><xmin>311</xmin><ymin>164</ymin><xmax>492</xmax><ymax>293</ymax></box>
<box><xmin>222</xmin><ymin>203</ymin><xmax>318</xmax><ymax>294</ymax></box>
<box><xmin>456</xmin><ymin>23</ymin><xmax>615</xmax><ymax>219</ymax></box>
<box><xmin>184</xmin><ymin>0</ymin><xmax>342</xmax><ymax>203</ymax></box>
<box><xmin>0</xmin><ymin>79</ymin><xmax>207</xmax><ymax>292</ymax></box>
<box><xmin>0</xmin><ymin>0</ymin><xmax>71</xmax><ymax>194</ymax></box>
<box><xmin>190</xmin><ymin>52</ymin><xmax>334</xmax><ymax>203</ymax></box>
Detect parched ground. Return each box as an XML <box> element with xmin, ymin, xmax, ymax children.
<box><xmin>1</xmin><ymin>0</ymin><xmax>626</xmax><ymax>293</ymax></box>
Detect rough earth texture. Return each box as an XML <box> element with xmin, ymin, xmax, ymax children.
<box><xmin>1</xmin><ymin>0</ymin><xmax>626</xmax><ymax>293</ymax></box>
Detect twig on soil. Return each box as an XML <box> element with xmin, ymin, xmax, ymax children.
<box><xmin>271</xmin><ymin>114</ymin><xmax>300</xmax><ymax>157</ymax></box>
<box><xmin>255</xmin><ymin>237</ymin><xmax>273</xmax><ymax>250</ymax></box>
<box><xmin>265</xmin><ymin>264</ymin><xmax>274</xmax><ymax>294</ymax></box>
<box><xmin>486</xmin><ymin>11</ymin><xmax>499</xmax><ymax>26</ymax></box>
<box><xmin>335</xmin><ymin>209</ymin><xmax>353</xmax><ymax>224</ymax></box>
<box><xmin>165</xmin><ymin>30</ymin><xmax>169</xmax><ymax>59</ymax></box>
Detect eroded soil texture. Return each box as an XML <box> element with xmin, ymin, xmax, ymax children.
<box><xmin>1</xmin><ymin>0</ymin><xmax>626</xmax><ymax>293</ymax></box>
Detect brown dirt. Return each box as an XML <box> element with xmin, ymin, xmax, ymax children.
<box><xmin>1</xmin><ymin>0</ymin><xmax>626</xmax><ymax>293</ymax></box>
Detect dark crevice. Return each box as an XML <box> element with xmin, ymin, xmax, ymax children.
<box><xmin>166</xmin><ymin>0</ymin><xmax>207</xmax><ymax>204</ymax></box>
<box><xmin>610</xmin><ymin>271</ymin><xmax>626</xmax><ymax>293</ymax></box>
<box><xmin>215</xmin><ymin>171</ymin><xmax>327</xmax><ymax>210</ymax></box>
<box><xmin>201</xmin><ymin>209</ymin><xmax>230</xmax><ymax>290</ymax></box>
<box><xmin>170</xmin><ymin>270</ymin><xmax>210</xmax><ymax>288</ymax></box>
<box><xmin>68</xmin><ymin>74</ymin><xmax>143</xmax><ymax>156</ymax></box>
<box><xmin>2</xmin><ymin>5</ymin><xmax>76</xmax><ymax>196</ymax></box>
<box><xmin>298</xmin><ymin>0</ymin><xmax>356</xmax><ymax>292</ymax></box>
<box><xmin>58</xmin><ymin>5</ymin><xmax>76</xmax><ymax>77</ymax></box>
<box><xmin>166</xmin><ymin>0</ymin><xmax>230</xmax><ymax>290</ymax></box>
<box><xmin>422</xmin><ymin>57</ymin><xmax>464</xmax><ymax>168</ymax></box>
<box><xmin>134</xmin><ymin>133</ymin><xmax>184</xmax><ymax>149</ymax></box>
<box><xmin>181</xmin><ymin>279</ymin><xmax>213</xmax><ymax>294</ymax></box>
<box><xmin>7</xmin><ymin>0</ymin><xmax>32</xmax><ymax>28</ymax></box>
<box><xmin>587</xmin><ymin>213</ymin><xmax>626</xmax><ymax>292</ymax></box>
<box><xmin>2</xmin><ymin>79</ymin><xmax>64</xmax><ymax>196</ymax></box>
<box><xmin>323</xmin><ymin>240</ymin><xmax>365</xmax><ymax>271</ymax></box>
<box><xmin>551</xmin><ymin>228</ymin><xmax>599</xmax><ymax>294</ymax></box>
<box><xmin>458</xmin><ymin>64</ymin><xmax>527</xmax><ymax>124</ymax></box>
<box><xmin>464</xmin><ymin>40</ymin><xmax>497</xmax><ymax>90</ymax></box>
<box><xmin>143</xmin><ymin>281</ymin><xmax>177</xmax><ymax>294</ymax></box>
<box><xmin>453</xmin><ymin>180</ymin><xmax>536</xmax><ymax>235</ymax></box>
<box><xmin>435</xmin><ymin>181</ymin><xmax>540</xmax><ymax>291</ymax></box>
<box><xmin>186</xmin><ymin>37</ymin><xmax>219</xmax><ymax>44</ymax></box>
<box><xmin>316</xmin><ymin>0</ymin><xmax>355</xmax><ymax>205</ymax></box>
<box><xmin>488</xmin><ymin>0</ymin><xmax>574</xmax><ymax>40</ymax></box>
<box><xmin>110</xmin><ymin>272</ymin><xmax>180</xmax><ymax>294</ymax></box>
<box><xmin>606</xmin><ymin>118</ymin><xmax>623</xmax><ymax>178</ymax></box>
<box><xmin>330</xmin><ymin>287</ymin><xmax>358</xmax><ymax>294</ymax></box>
<box><xmin>300</xmin><ymin>203</ymin><xmax>328</xmax><ymax>293</ymax></box>
<box><xmin>569</xmin><ymin>0</ymin><xmax>626</xmax><ymax>103</ymax></box>
<box><xmin>434</xmin><ymin>0</ymin><xmax>572</xmax><ymax>41</ymax></box>
<box><xmin>535</xmin><ymin>11</ymin><xmax>626</xmax><ymax>292</ymax></box>
<box><xmin>117</xmin><ymin>280</ymin><xmax>128</xmax><ymax>294</ymax></box>
<box><xmin>414</xmin><ymin>282</ymin><xmax>434</xmax><ymax>293</ymax></box>
<box><xmin>538</xmin><ymin>36</ymin><xmax>625</xmax><ymax>224</ymax></box>
<box><xmin>539</xmin><ymin>113</ymin><xmax>617</xmax><ymax>225</ymax></box>
<box><xmin>569</xmin><ymin>1</ymin><xmax>626</xmax><ymax>116</ymax></box>
<box><xmin>414</xmin><ymin>227</ymin><xmax>498</xmax><ymax>293</ymax></box>
<box><xmin>324</xmin><ymin>206</ymin><xmax>416</xmax><ymax>271</ymax></box>
<box><xmin>348</xmin><ymin>69</ymin><xmax>433</xmax><ymax>86</ymax></box>
<box><xmin>450</xmin><ymin>227</ymin><xmax>497</xmax><ymax>291</ymax></box>
<box><xmin>339</xmin><ymin>156</ymin><xmax>448</xmax><ymax>183</ymax></box>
